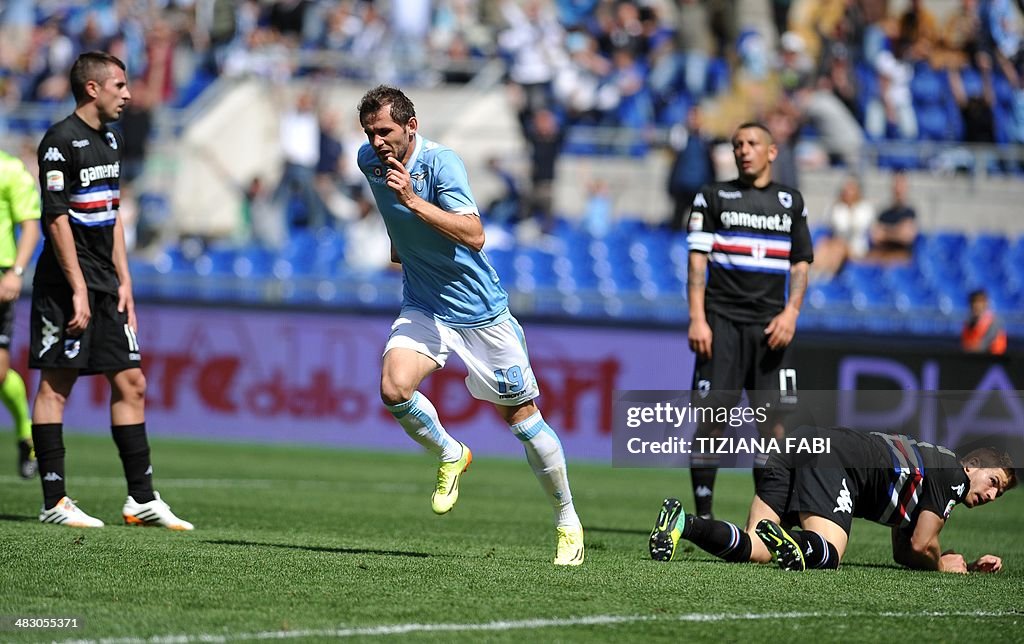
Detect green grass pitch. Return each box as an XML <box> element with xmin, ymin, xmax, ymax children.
<box><xmin>1</xmin><ymin>433</ymin><xmax>1022</xmax><ymax>642</ymax></box>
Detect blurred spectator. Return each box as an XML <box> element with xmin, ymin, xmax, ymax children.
<box><xmin>605</xmin><ymin>47</ymin><xmax>651</xmax><ymax>127</ymax></box>
<box><xmin>896</xmin><ymin>0</ymin><xmax>941</xmax><ymax>63</ymax></box>
<box><xmin>812</xmin><ymin>175</ymin><xmax>875</xmax><ymax>279</ymax></box>
<box><xmin>29</xmin><ymin>18</ymin><xmax>74</xmax><ymax>102</ymax></box>
<box><xmin>118</xmin><ymin>80</ymin><xmax>155</xmax><ymax>186</ymax></box>
<box><xmin>553</xmin><ymin>29</ymin><xmax>614</xmax><ymax>124</ymax></box>
<box><xmin>143</xmin><ymin>18</ymin><xmax>178</xmax><ymax>105</ymax></box>
<box><xmin>790</xmin><ymin>85</ymin><xmax>865</xmax><ymax>168</ymax></box>
<box><xmin>672</xmin><ymin>0</ymin><xmax>714</xmax><ymax>98</ymax></box>
<box><xmin>766</xmin><ymin>107</ymin><xmax>799</xmax><ymax>189</ymax></box>
<box><xmin>961</xmin><ymin>289</ymin><xmax>1008</xmax><ymax>354</ymax></box>
<box><xmin>498</xmin><ymin>0</ymin><xmax>567</xmax><ymax>136</ymax></box>
<box><xmin>581</xmin><ymin>177</ymin><xmax>613</xmax><ymax>238</ymax></box>
<box><xmin>865</xmin><ymin>43</ymin><xmax>918</xmax><ymax>140</ymax></box>
<box><xmin>315</xmin><ymin>110</ymin><xmax>357</xmax><ymax>224</ymax></box>
<box><xmin>523</xmin><ymin>107</ymin><xmax>565</xmax><ymax>233</ymax></box>
<box><xmin>344</xmin><ymin>194</ymin><xmax>395</xmax><ymax>273</ymax></box>
<box><xmin>771</xmin><ymin>0</ymin><xmax>795</xmax><ymax>40</ymax></box>
<box><xmin>389</xmin><ymin>0</ymin><xmax>433</xmax><ymax>84</ymax></box>
<box><xmin>823</xmin><ymin>44</ymin><xmax>860</xmax><ymax>120</ymax></box>
<box><xmin>666</xmin><ymin>105</ymin><xmax>714</xmax><ymax>232</ymax></box>
<box><xmin>267</xmin><ymin>0</ymin><xmax>313</xmax><ymax>43</ymax></box>
<box><xmin>978</xmin><ymin>0</ymin><xmax>1023</xmax><ymax>88</ymax></box>
<box><xmin>706</xmin><ymin>0</ymin><xmax>739</xmax><ymax>62</ymax></box>
<box><xmin>274</xmin><ymin>90</ymin><xmax>324</xmax><ymax>230</ymax></box>
<box><xmin>866</xmin><ymin>171</ymin><xmax>917</xmax><ymax>263</ymax></box>
<box><xmin>778</xmin><ymin>31</ymin><xmax>816</xmax><ymax>95</ymax></box>
<box><xmin>595</xmin><ymin>1</ymin><xmax>649</xmax><ymax>59</ymax></box>
<box><xmin>932</xmin><ymin>0</ymin><xmax>984</xmax><ymax>71</ymax></box>
<box><xmin>949</xmin><ymin>59</ymin><xmax>996</xmax><ymax>142</ymax></box>
<box><xmin>246</xmin><ymin>176</ymin><xmax>285</xmax><ymax>249</ymax></box>
<box><xmin>484</xmin><ymin>156</ymin><xmax>523</xmax><ymax>226</ymax></box>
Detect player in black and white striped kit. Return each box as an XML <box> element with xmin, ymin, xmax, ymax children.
<box><xmin>650</xmin><ymin>426</ymin><xmax>1016</xmax><ymax>573</ymax></box>
<box><xmin>679</xmin><ymin>122</ymin><xmax>814</xmax><ymax>520</ymax></box>
<box><xmin>29</xmin><ymin>51</ymin><xmax>192</xmax><ymax>530</ymax></box>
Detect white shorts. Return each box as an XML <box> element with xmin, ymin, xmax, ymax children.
<box><xmin>384</xmin><ymin>308</ymin><xmax>540</xmax><ymax>406</ymax></box>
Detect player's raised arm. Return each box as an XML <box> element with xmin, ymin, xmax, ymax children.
<box><xmin>384</xmin><ymin>155</ymin><xmax>484</xmax><ymax>251</ymax></box>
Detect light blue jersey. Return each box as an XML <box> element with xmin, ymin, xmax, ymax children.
<box><xmin>359</xmin><ymin>134</ymin><xmax>510</xmax><ymax>328</ymax></box>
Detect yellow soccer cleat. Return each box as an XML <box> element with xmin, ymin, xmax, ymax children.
<box><xmin>755</xmin><ymin>519</ymin><xmax>806</xmax><ymax>571</ymax></box>
<box><xmin>431</xmin><ymin>443</ymin><xmax>472</xmax><ymax>515</ymax></box>
<box><xmin>553</xmin><ymin>525</ymin><xmax>585</xmax><ymax>566</ymax></box>
<box><xmin>649</xmin><ymin>497</ymin><xmax>684</xmax><ymax>561</ymax></box>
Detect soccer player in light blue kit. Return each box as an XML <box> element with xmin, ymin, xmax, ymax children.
<box><xmin>357</xmin><ymin>85</ymin><xmax>584</xmax><ymax>565</ymax></box>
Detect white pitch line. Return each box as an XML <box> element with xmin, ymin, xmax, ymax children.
<box><xmin>60</xmin><ymin>609</ymin><xmax>1022</xmax><ymax>644</ymax></box>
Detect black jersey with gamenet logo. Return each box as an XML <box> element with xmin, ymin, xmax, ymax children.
<box><xmin>827</xmin><ymin>429</ymin><xmax>970</xmax><ymax>530</ymax></box>
<box><xmin>36</xmin><ymin>113</ymin><xmax>122</xmax><ymax>294</ymax></box>
<box><xmin>686</xmin><ymin>180</ymin><xmax>814</xmax><ymax>324</ymax></box>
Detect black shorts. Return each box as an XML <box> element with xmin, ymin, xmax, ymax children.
<box><xmin>690</xmin><ymin>310</ymin><xmax>797</xmax><ymax>412</ymax></box>
<box><xmin>0</xmin><ymin>299</ymin><xmax>14</xmax><ymax>350</ymax></box>
<box><xmin>29</xmin><ymin>284</ymin><xmax>142</xmax><ymax>374</ymax></box>
<box><xmin>757</xmin><ymin>428</ymin><xmax>857</xmax><ymax>535</ymax></box>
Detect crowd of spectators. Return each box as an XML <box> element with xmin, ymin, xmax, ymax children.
<box><xmin>1</xmin><ymin>1</ymin><xmax>1023</xmax><ymax>248</ymax></box>
<box><xmin>0</xmin><ymin>1</ymin><xmax>1020</xmax><ymax>337</ymax></box>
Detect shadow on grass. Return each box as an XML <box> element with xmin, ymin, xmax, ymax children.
<box><xmin>586</xmin><ymin>525</ymin><xmax>650</xmax><ymax>536</ymax></box>
<box><xmin>204</xmin><ymin>538</ymin><xmax>438</xmax><ymax>558</ymax></box>
<box><xmin>0</xmin><ymin>514</ymin><xmax>35</xmax><ymax>523</ymax></box>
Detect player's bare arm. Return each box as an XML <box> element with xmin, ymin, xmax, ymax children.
<box><xmin>47</xmin><ymin>214</ymin><xmax>90</xmax><ymax>334</ymax></box>
<box><xmin>112</xmin><ymin>213</ymin><xmax>136</xmax><ymax>332</ymax></box>
<box><xmin>765</xmin><ymin>260</ymin><xmax>808</xmax><ymax>350</ymax></box>
<box><xmin>384</xmin><ymin>156</ymin><xmax>485</xmax><ymax>251</ymax></box>
<box><xmin>891</xmin><ymin>511</ymin><xmax>963</xmax><ymax>572</ymax></box>
<box><xmin>0</xmin><ymin>219</ymin><xmax>40</xmax><ymax>303</ymax></box>
<box><xmin>687</xmin><ymin>251</ymin><xmax>712</xmax><ymax>359</ymax></box>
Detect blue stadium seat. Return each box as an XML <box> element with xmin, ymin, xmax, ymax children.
<box><xmin>194</xmin><ymin>246</ymin><xmax>237</xmax><ymax>277</ymax></box>
<box><xmin>234</xmin><ymin>246</ymin><xmax>275</xmax><ymax>279</ymax></box>
<box><xmin>704</xmin><ymin>57</ymin><xmax>731</xmax><ymax>96</ymax></box>
<box><xmin>917</xmin><ymin>104</ymin><xmax>953</xmax><ymax>141</ymax></box>
<box><xmin>807</xmin><ymin>281</ymin><xmax>851</xmax><ymax>310</ymax></box>
<box><xmin>893</xmin><ymin>285</ymin><xmax>937</xmax><ymax>313</ymax></box>
<box><xmin>839</xmin><ymin>262</ymin><xmax>884</xmax><ymax>290</ymax></box>
<box><xmin>153</xmin><ymin>246</ymin><xmax>194</xmax><ymax>276</ymax></box>
<box><xmin>960</xmin><ymin>67</ymin><xmax>984</xmax><ymax>98</ymax></box>
<box><xmin>911</xmin><ymin>65</ymin><xmax>947</xmax><ymax>107</ymax></box>
<box><xmin>924</xmin><ymin>231</ymin><xmax>968</xmax><ymax>261</ymax></box>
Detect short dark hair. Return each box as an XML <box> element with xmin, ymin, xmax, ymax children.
<box><xmin>70</xmin><ymin>51</ymin><xmax>126</xmax><ymax>103</ymax></box>
<box><xmin>961</xmin><ymin>447</ymin><xmax>1018</xmax><ymax>490</ymax></box>
<box><xmin>734</xmin><ymin>121</ymin><xmax>774</xmax><ymax>143</ymax></box>
<box><xmin>968</xmin><ymin>289</ymin><xmax>988</xmax><ymax>304</ymax></box>
<box><xmin>357</xmin><ymin>85</ymin><xmax>416</xmax><ymax>127</ymax></box>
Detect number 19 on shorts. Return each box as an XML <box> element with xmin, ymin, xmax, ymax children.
<box><xmin>494</xmin><ymin>366</ymin><xmax>525</xmax><ymax>394</ymax></box>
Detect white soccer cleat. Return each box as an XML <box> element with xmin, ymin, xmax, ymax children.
<box><xmin>122</xmin><ymin>491</ymin><xmax>194</xmax><ymax>531</ymax></box>
<box><xmin>39</xmin><ymin>497</ymin><xmax>105</xmax><ymax>528</ymax></box>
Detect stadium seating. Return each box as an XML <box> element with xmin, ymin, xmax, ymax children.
<box><xmin>129</xmin><ymin>220</ymin><xmax>1022</xmax><ymax>339</ymax></box>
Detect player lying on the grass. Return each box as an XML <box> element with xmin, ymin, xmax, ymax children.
<box><xmin>649</xmin><ymin>426</ymin><xmax>1016</xmax><ymax>572</ymax></box>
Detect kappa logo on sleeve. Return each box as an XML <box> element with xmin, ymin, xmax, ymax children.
<box><xmin>46</xmin><ymin>170</ymin><xmax>64</xmax><ymax>192</ymax></box>
<box><xmin>43</xmin><ymin>147</ymin><xmax>66</xmax><ymax>163</ymax></box>
<box><xmin>692</xmin><ymin>193</ymin><xmax>708</xmax><ymax>208</ymax></box>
